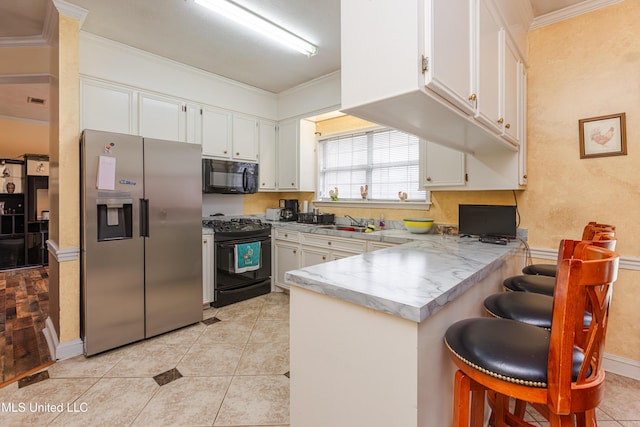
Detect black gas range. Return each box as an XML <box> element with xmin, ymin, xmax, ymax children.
<box><xmin>202</xmin><ymin>217</ymin><xmax>271</xmax><ymax>307</ymax></box>
<box><xmin>203</xmin><ymin>217</ymin><xmax>271</xmax><ymax>241</ymax></box>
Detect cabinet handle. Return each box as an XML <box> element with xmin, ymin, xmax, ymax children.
<box><xmin>328</xmin><ymin>241</ymin><xmax>332</xmax><ymax>246</ymax></box>
<box><xmin>505</xmin><ymin>123</ymin><xmax>511</xmax><ymax>129</ymax></box>
<box><xmin>293</xmin><ymin>249</ymin><xmax>297</xmax><ymax>254</ymax></box>
<box><xmin>262</xmin><ymin>182</ymin><xmax>266</xmax><ymax>185</ymax></box>
<box><xmin>284</xmin><ymin>234</ymin><xmax>288</xmax><ymax>238</ymax></box>
<box><xmin>236</xmin><ymin>152</ymin><xmax>240</xmax><ymax>156</ymax></box>
<box><xmin>322</xmin><ymin>256</ymin><xmax>326</xmax><ymax>261</ymax></box>
<box><xmin>497</xmin><ymin>118</ymin><xmax>504</xmax><ymax>124</ymax></box>
<box><xmin>291</xmin><ymin>182</ymin><xmax>295</xmax><ymax>186</ymax></box>
<box><xmin>426</xmin><ymin>177</ymin><xmax>432</xmax><ymax>182</ymax></box>
<box><xmin>523</xmin><ymin>174</ymin><xmax>528</xmax><ymax>179</ymax></box>
<box><xmin>468</xmin><ymin>93</ymin><xmax>477</xmax><ymax>101</ymax></box>
<box><xmin>223</xmin><ymin>150</ymin><xmax>228</xmax><ymax>154</ymax></box>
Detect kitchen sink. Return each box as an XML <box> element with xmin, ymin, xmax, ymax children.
<box><xmin>316</xmin><ymin>225</ymin><xmax>368</xmax><ymax>233</ymax></box>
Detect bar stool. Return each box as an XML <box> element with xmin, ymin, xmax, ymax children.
<box><xmin>522</xmin><ymin>222</ymin><xmax>615</xmax><ymax>277</ymax></box>
<box><xmin>505</xmin><ymin>233</ymin><xmax>616</xmax><ymax>296</ymax></box>
<box><xmin>444</xmin><ymin>240</ymin><xmax>619</xmax><ymax>426</ymax></box>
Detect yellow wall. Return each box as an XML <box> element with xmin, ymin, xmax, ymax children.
<box><xmin>521</xmin><ymin>1</ymin><xmax>640</xmax><ymax>361</ymax></box>
<box><xmin>0</xmin><ymin>119</ymin><xmax>49</xmax><ymax>158</ymax></box>
<box><xmin>48</xmin><ymin>12</ymin><xmax>81</xmax><ymax>343</ymax></box>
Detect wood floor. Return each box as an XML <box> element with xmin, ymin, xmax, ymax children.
<box><xmin>0</xmin><ymin>266</ymin><xmax>51</xmax><ymax>386</ymax></box>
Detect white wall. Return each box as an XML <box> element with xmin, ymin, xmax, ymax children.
<box><xmin>79</xmin><ymin>32</ymin><xmax>278</xmax><ymax>120</ymax></box>
<box><xmin>277</xmin><ymin>71</ymin><xmax>341</xmax><ymax>121</ymax></box>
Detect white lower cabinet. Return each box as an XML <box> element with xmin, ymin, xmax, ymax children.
<box><xmin>202</xmin><ymin>233</ymin><xmax>213</xmax><ymax>305</ymax></box>
<box><xmin>366</xmin><ymin>241</ymin><xmax>398</xmax><ymax>252</ymax></box>
<box><xmin>273</xmin><ymin>229</ymin><xmax>372</xmax><ymax>289</ymax></box>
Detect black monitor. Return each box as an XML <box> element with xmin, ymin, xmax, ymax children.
<box><xmin>458</xmin><ymin>204</ymin><xmax>517</xmax><ymax>239</ymax></box>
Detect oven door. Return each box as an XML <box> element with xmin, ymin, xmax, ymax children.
<box><xmin>215</xmin><ymin>236</ymin><xmax>271</xmax><ymax>291</ymax></box>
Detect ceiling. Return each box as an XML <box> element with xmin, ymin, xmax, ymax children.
<box><xmin>0</xmin><ymin>0</ymin><xmax>610</xmax><ymax>123</ymax></box>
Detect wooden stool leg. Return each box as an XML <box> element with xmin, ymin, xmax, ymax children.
<box><xmin>470</xmin><ymin>383</ymin><xmax>486</xmax><ymax>427</ymax></box>
<box><xmin>453</xmin><ymin>370</ymin><xmax>471</xmax><ymax>427</ymax></box>
<box><xmin>513</xmin><ymin>399</ymin><xmax>527</xmax><ymax>418</ymax></box>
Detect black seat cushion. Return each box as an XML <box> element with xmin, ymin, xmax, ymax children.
<box><xmin>522</xmin><ymin>263</ymin><xmax>557</xmax><ymax>277</ymax></box>
<box><xmin>503</xmin><ymin>275</ymin><xmax>555</xmax><ymax>296</ymax></box>
<box><xmin>444</xmin><ymin>318</ymin><xmax>585</xmax><ymax>387</ymax></box>
<box><xmin>484</xmin><ymin>292</ymin><xmax>592</xmax><ymax>329</ymax></box>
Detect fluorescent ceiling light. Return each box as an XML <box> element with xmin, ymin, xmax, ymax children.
<box><xmin>195</xmin><ymin>0</ymin><xmax>318</xmax><ymax>57</ymax></box>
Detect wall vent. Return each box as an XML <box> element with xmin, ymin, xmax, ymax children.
<box><xmin>27</xmin><ymin>97</ymin><xmax>46</xmax><ymax>105</ymax></box>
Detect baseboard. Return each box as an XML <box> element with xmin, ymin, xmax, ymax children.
<box><xmin>42</xmin><ymin>317</ymin><xmax>84</xmax><ymax>361</ymax></box>
<box><xmin>42</xmin><ymin>317</ymin><xmax>59</xmax><ymax>361</ymax></box>
<box><xmin>529</xmin><ymin>247</ymin><xmax>640</xmax><ymax>271</ymax></box>
<box><xmin>604</xmin><ymin>352</ymin><xmax>640</xmax><ymax>380</ymax></box>
<box><xmin>55</xmin><ymin>339</ymin><xmax>84</xmax><ymax>361</ymax></box>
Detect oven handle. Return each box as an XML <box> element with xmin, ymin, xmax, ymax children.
<box><xmin>217</xmin><ymin>238</ymin><xmax>270</xmax><ymax>249</ymax></box>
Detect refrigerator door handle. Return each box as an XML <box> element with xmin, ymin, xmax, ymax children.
<box><xmin>242</xmin><ymin>168</ymin><xmax>248</xmax><ymax>192</ymax></box>
<box><xmin>140</xmin><ymin>198</ymin><xmax>150</xmax><ymax>238</ymax></box>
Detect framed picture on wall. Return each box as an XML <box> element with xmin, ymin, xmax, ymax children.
<box><xmin>579</xmin><ymin>113</ymin><xmax>627</xmax><ymax>159</ymax></box>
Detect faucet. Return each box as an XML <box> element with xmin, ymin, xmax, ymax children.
<box><xmin>345</xmin><ymin>215</ymin><xmax>365</xmax><ymax>227</ymax></box>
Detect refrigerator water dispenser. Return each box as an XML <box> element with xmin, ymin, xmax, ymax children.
<box><xmin>96</xmin><ymin>198</ymin><xmax>132</xmax><ymax>241</ymax></box>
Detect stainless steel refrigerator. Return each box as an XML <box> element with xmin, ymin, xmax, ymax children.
<box><xmin>80</xmin><ymin>129</ymin><xmax>202</xmax><ymax>356</ymax></box>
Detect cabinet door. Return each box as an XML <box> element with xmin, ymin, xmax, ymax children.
<box><xmin>300</xmin><ymin>246</ymin><xmax>330</xmax><ymax>267</ymax></box>
<box><xmin>502</xmin><ymin>40</ymin><xmax>520</xmax><ymax>145</ymax></box>
<box><xmin>186</xmin><ymin>103</ymin><xmax>202</xmax><ymax>145</ymax></box>
<box><xmin>202</xmin><ymin>234</ymin><xmax>213</xmax><ymax>304</ymax></box>
<box><xmin>259</xmin><ymin>120</ymin><xmax>277</xmax><ymax>190</ymax></box>
<box><xmin>274</xmin><ymin>241</ymin><xmax>300</xmax><ymax>289</ymax></box>
<box><xmin>277</xmin><ymin>120</ymin><xmax>298</xmax><ymax>190</ymax></box>
<box><xmin>518</xmin><ymin>63</ymin><xmax>527</xmax><ymax>186</ymax></box>
<box><xmin>202</xmin><ymin>106</ymin><xmax>232</xmax><ymax>158</ymax></box>
<box><xmin>139</xmin><ymin>93</ymin><xmax>186</xmax><ymax>142</ymax></box>
<box><xmin>475</xmin><ymin>0</ymin><xmax>502</xmax><ymax>134</ymax></box>
<box><xmin>232</xmin><ymin>114</ymin><xmax>259</xmax><ymax>162</ymax></box>
<box><xmin>421</xmin><ymin>141</ymin><xmax>466</xmax><ymax>187</ymax></box>
<box><xmin>424</xmin><ymin>0</ymin><xmax>475</xmax><ymax>115</ymax></box>
<box><xmin>81</xmin><ymin>78</ymin><xmax>136</xmax><ymax>134</ymax></box>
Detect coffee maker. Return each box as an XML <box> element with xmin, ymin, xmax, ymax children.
<box><xmin>279</xmin><ymin>199</ymin><xmax>299</xmax><ymax>221</ymax></box>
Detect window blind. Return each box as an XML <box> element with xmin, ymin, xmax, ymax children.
<box><xmin>319</xmin><ymin>129</ymin><xmax>426</xmax><ymax>201</ymax></box>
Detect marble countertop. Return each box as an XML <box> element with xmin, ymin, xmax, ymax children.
<box><xmin>283</xmin><ymin>228</ymin><xmax>523</xmax><ymax>323</ymax></box>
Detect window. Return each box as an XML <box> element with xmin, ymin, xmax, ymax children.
<box><xmin>318</xmin><ymin>129</ymin><xmax>426</xmax><ymax>201</ymax></box>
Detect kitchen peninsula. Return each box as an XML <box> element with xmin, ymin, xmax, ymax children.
<box><xmin>284</xmin><ymin>233</ymin><xmax>524</xmax><ymax>427</ymax></box>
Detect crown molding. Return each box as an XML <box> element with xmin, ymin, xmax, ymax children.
<box><xmin>530</xmin><ymin>0</ymin><xmax>624</xmax><ymax>30</ymax></box>
<box><xmin>0</xmin><ymin>0</ymin><xmax>88</xmax><ymax>48</ymax></box>
<box><xmin>51</xmin><ymin>0</ymin><xmax>89</xmax><ymax>26</ymax></box>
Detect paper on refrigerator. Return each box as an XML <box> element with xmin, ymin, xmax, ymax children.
<box><xmin>96</xmin><ymin>155</ymin><xmax>116</xmax><ymax>190</ymax></box>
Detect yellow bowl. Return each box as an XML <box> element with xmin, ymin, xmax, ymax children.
<box><xmin>403</xmin><ymin>218</ymin><xmax>434</xmax><ymax>234</ymax></box>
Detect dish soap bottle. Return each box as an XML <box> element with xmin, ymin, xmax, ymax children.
<box><xmin>378</xmin><ymin>214</ymin><xmax>385</xmax><ymax>230</ymax></box>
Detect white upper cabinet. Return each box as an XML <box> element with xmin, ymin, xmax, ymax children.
<box><xmin>420</xmin><ymin>141</ymin><xmax>466</xmax><ymax>187</ymax></box>
<box><xmin>276</xmin><ymin>119</ymin><xmax>316</xmax><ymax>192</ymax></box>
<box><xmin>502</xmin><ymin>39</ymin><xmax>521</xmax><ymax>145</ymax></box>
<box><xmin>139</xmin><ymin>93</ymin><xmax>187</xmax><ymax>142</ymax></box>
<box><xmin>232</xmin><ymin>114</ymin><xmax>259</xmax><ymax>162</ymax></box>
<box><xmin>341</xmin><ymin>0</ymin><xmax>531</xmax><ymax>190</ymax></box>
<box><xmin>258</xmin><ymin>120</ymin><xmax>277</xmax><ymax>190</ymax></box>
<box><xmin>475</xmin><ymin>0</ymin><xmax>502</xmax><ymax>135</ymax></box>
<box><xmin>80</xmin><ymin>78</ymin><xmax>136</xmax><ymax>135</ymax></box>
<box><xmin>202</xmin><ymin>106</ymin><xmax>233</xmax><ymax>158</ymax></box>
<box><xmin>424</xmin><ymin>0</ymin><xmax>475</xmax><ymax>115</ymax></box>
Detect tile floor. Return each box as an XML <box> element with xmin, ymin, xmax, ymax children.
<box><xmin>1</xmin><ymin>289</ymin><xmax>639</xmax><ymax>426</ymax></box>
<box><xmin>0</xmin><ymin>292</ymin><xmax>290</xmax><ymax>426</ymax></box>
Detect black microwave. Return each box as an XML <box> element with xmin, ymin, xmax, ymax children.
<box><xmin>202</xmin><ymin>159</ymin><xmax>259</xmax><ymax>194</ymax></box>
